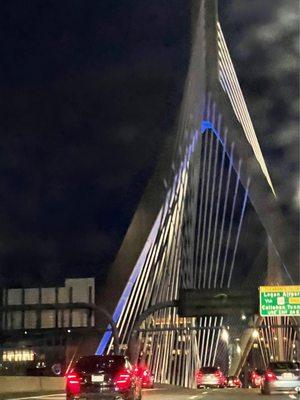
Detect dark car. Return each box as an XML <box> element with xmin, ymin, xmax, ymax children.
<box><xmin>196</xmin><ymin>366</ymin><xmax>226</xmax><ymax>388</ymax></box>
<box><xmin>226</xmin><ymin>375</ymin><xmax>242</xmax><ymax>388</ymax></box>
<box><xmin>134</xmin><ymin>365</ymin><xmax>154</xmax><ymax>389</ymax></box>
<box><xmin>66</xmin><ymin>355</ymin><xmax>142</xmax><ymax>400</ymax></box>
<box><xmin>261</xmin><ymin>361</ymin><xmax>300</xmax><ymax>395</ymax></box>
<box><xmin>250</xmin><ymin>368</ymin><xmax>264</xmax><ymax>388</ymax></box>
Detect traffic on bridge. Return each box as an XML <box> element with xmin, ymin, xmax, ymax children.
<box><xmin>0</xmin><ymin>0</ymin><xmax>298</xmax><ymax>399</ymax></box>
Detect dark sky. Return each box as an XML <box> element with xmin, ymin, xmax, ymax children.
<box><xmin>0</xmin><ymin>1</ymin><xmax>298</xmax><ymax>287</ymax></box>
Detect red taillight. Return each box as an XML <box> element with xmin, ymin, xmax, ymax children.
<box><xmin>196</xmin><ymin>371</ymin><xmax>203</xmax><ymax>382</ymax></box>
<box><xmin>265</xmin><ymin>371</ymin><xmax>276</xmax><ymax>382</ymax></box>
<box><xmin>66</xmin><ymin>373</ymin><xmax>80</xmax><ymax>395</ymax></box>
<box><xmin>115</xmin><ymin>370</ymin><xmax>132</xmax><ymax>391</ymax></box>
<box><xmin>215</xmin><ymin>371</ymin><xmax>224</xmax><ymax>383</ymax></box>
<box><xmin>214</xmin><ymin>371</ymin><xmax>222</xmax><ymax>380</ymax></box>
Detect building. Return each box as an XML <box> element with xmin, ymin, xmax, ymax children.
<box><xmin>0</xmin><ymin>278</ymin><xmax>100</xmax><ymax>376</ymax></box>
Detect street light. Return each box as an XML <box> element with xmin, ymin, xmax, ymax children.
<box><xmin>252</xmin><ymin>329</ymin><xmax>259</xmax><ymax>339</ymax></box>
<box><xmin>221</xmin><ymin>328</ymin><xmax>229</xmax><ymax>343</ymax></box>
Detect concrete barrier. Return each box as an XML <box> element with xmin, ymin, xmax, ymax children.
<box><xmin>39</xmin><ymin>376</ymin><xmax>65</xmax><ymax>391</ymax></box>
<box><xmin>0</xmin><ymin>376</ymin><xmax>65</xmax><ymax>393</ymax></box>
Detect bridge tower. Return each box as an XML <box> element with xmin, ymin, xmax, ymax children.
<box><xmin>95</xmin><ymin>0</ymin><xmax>298</xmax><ymax>387</ymax></box>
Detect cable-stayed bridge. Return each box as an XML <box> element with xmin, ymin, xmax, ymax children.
<box><xmin>95</xmin><ymin>0</ymin><xmax>299</xmax><ymax>388</ymax></box>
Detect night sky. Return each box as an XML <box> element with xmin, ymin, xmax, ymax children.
<box><xmin>0</xmin><ymin>1</ymin><xmax>298</xmax><ymax>287</ymax></box>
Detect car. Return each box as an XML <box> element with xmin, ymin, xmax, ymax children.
<box><xmin>196</xmin><ymin>366</ymin><xmax>226</xmax><ymax>388</ymax></box>
<box><xmin>226</xmin><ymin>375</ymin><xmax>242</xmax><ymax>388</ymax></box>
<box><xmin>66</xmin><ymin>355</ymin><xmax>142</xmax><ymax>400</ymax></box>
<box><xmin>250</xmin><ymin>368</ymin><xmax>264</xmax><ymax>388</ymax></box>
<box><xmin>261</xmin><ymin>361</ymin><xmax>300</xmax><ymax>395</ymax></box>
<box><xmin>134</xmin><ymin>365</ymin><xmax>154</xmax><ymax>389</ymax></box>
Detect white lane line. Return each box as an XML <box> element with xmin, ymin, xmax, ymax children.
<box><xmin>6</xmin><ymin>396</ymin><xmax>50</xmax><ymax>400</ymax></box>
<box><xmin>289</xmin><ymin>395</ymin><xmax>297</xmax><ymax>399</ymax></box>
<box><xmin>42</xmin><ymin>397</ymin><xmax>65</xmax><ymax>400</ymax></box>
<box><xmin>189</xmin><ymin>396</ymin><xmax>199</xmax><ymax>399</ymax></box>
<box><xmin>35</xmin><ymin>395</ymin><xmax>64</xmax><ymax>399</ymax></box>
<box><xmin>7</xmin><ymin>394</ymin><xmax>64</xmax><ymax>400</ymax></box>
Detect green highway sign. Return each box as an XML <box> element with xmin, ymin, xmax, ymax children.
<box><xmin>259</xmin><ymin>285</ymin><xmax>300</xmax><ymax>317</ymax></box>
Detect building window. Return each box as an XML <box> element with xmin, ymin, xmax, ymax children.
<box><xmin>58</xmin><ymin>309</ymin><xmax>71</xmax><ymax>328</ymax></box>
<box><xmin>11</xmin><ymin>311</ymin><xmax>22</xmax><ymax>329</ymax></box>
<box><xmin>41</xmin><ymin>310</ymin><xmax>56</xmax><ymax>329</ymax></box>
<box><xmin>3</xmin><ymin>350</ymin><xmax>34</xmax><ymax>362</ymax></box>
<box><xmin>72</xmin><ymin>309</ymin><xmax>88</xmax><ymax>327</ymax></box>
<box><xmin>41</xmin><ymin>288</ymin><xmax>56</xmax><ymax>304</ymax></box>
<box><xmin>24</xmin><ymin>310</ymin><xmax>37</xmax><ymax>329</ymax></box>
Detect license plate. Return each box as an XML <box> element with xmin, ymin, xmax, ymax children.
<box><xmin>92</xmin><ymin>374</ymin><xmax>104</xmax><ymax>382</ymax></box>
<box><xmin>204</xmin><ymin>375</ymin><xmax>216</xmax><ymax>382</ymax></box>
<box><xmin>282</xmin><ymin>373</ymin><xmax>293</xmax><ymax>379</ymax></box>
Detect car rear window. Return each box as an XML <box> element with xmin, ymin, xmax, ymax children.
<box><xmin>201</xmin><ymin>367</ymin><xmax>219</xmax><ymax>373</ymax></box>
<box><xmin>74</xmin><ymin>356</ymin><xmax>125</xmax><ymax>374</ymax></box>
<box><xmin>269</xmin><ymin>362</ymin><xmax>299</xmax><ymax>370</ymax></box>
<box><xmin>255</xmin><ymin>369</ymin><xmax>264</xmax><ymax>375</ymax></box>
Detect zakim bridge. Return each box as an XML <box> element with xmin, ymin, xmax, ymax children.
<box><xmin>89</xmin><ymin>0</ymin><xmax>298</xmax><ymax>389</ymax></box>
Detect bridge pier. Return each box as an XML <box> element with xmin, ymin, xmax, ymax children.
<box><xmin>228</xmin><ymin>315</ymin><xmax>262</xmax><ymax>377</ymax></box>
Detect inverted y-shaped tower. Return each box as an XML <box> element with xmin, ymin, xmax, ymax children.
<box><xmin>96</xmin><ymin>0</ymin><xmax>297</xmax><ymax>387</ymax></box>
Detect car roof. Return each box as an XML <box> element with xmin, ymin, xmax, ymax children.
<box><xmin>78</xmin><ymin>355</ymin><xmax>126</xmax><ymax>361</ymax></box>
<box><xmin>201</xmin><ymin>366</ymin><xmax>219</xmax><ymax>371</ymax></box>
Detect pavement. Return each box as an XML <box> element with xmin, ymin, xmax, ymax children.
<box><xmin>1</xmin><ymin>386</ymin><xmax>299</xmax><ymax>400</ymax></box>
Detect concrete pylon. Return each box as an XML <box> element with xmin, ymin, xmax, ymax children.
<box><xmin>229</xmin><ymin>315</ymin><xmax>262</xmax><ymax>377</ymax></box>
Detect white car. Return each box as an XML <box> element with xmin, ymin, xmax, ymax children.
<box><xmin>261</xmin><ymin>361</ymin><xmax>300</xmax><ymax>395</ymax></box>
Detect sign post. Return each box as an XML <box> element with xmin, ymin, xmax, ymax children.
<box><xmin>259</xmin><ymin>285</ymin><xmax>300</xmax><ymax>317</ymax></box>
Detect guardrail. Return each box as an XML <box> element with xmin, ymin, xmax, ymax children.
<box><xmin>0</xmin><ymin>376</ymin><xmax>64</xmax><ymax>393</ymax></box>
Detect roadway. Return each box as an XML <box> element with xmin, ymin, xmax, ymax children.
<box><xmin>1</xmin><ymin>386</ymin><xmax>299</xmax><ymax>400</ymax></box>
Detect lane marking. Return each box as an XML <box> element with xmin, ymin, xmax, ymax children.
<box><xmin>7</xmin><ymin>394</ymin><xmax>64</xmax><ymax>400</ymax></box>
<box><xmin>36</xmin><ymin>396</ymin><xmax>64</xmax><ymax>399</ymax></box>
<box><xmin>289</xmin><ymin>395</ymin><xmax>297</xmax><ymax>399</ymax></box>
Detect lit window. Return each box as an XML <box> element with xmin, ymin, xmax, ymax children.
<box><xmin>3</xmin><ymin>350</ymin><xmax>34</xmax><ymax>362</ymax></box>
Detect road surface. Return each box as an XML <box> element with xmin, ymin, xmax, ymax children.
<box><xmin>1</xmin><ymin>386</ymin><xmax>299</xmax><ymax>400</ymax></box>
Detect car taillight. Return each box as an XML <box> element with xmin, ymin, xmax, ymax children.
<box><xmin>66</xmin><ymin>373</ymin><xmax>80</xmax><ymax>395</ymax></box>
<box><xmin>115</xmin><ymin>370</ymin><xmax>132</xmax><ymax>391</ymax></box>
<box><xmin>196</xmin><ymin>371</ymin><xmax>203</xmax><ymax>382</ymax></box>
<box><xmin>265</xmin><ymin>371</ymin><xmax>276</xmax><ymax>382</ymax></box>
